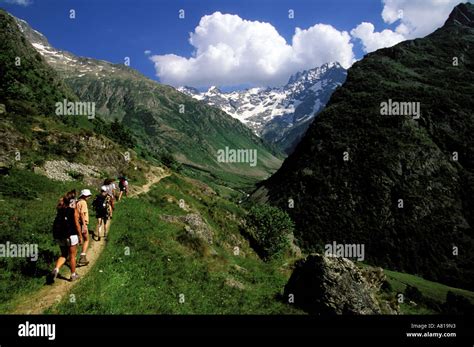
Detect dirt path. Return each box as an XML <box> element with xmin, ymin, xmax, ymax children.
<box><xmin>10</xmin><ymin>166</ymin><xmax>170</xmax><ymax>314</ymax></box>
<box><xmin>128</xmin><ymin>166</ymin><xmax>170</xmax><ymax>197</ymax></box>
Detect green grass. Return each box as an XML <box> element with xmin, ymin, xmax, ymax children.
<box><xmin>46</xmin><ymin>174</ymin><xmax>302</xmax><ymax>314</ymax></box>
<box><xmin>357</xmin><ymin>262</ymin><xmax>474</xmax><ymax>314</ymax></box>
<box><xmin>384</xmin><ymin>269</ymin><xmax>474</xmax><ymax>305</ymax></box>
<box><xmin>3</xmin><ymin>169</ymin><xmax>473</xmax><ymax>315</ymax></box>
<box><xmin>0</xmin><ymin>169</ymin><xmax>100</xmax><ymax>313</ymax></box>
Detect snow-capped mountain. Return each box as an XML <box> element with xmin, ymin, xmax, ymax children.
<box><xmin>178</xmin><ymin>62</ymin><xmax>347</xmax><ymax>152</ymax></box>
<box><xmin>16</xmin><ymin>12</ymin><xmax>346</xmax><ymax>153</ymax></box>
<box><xmin>14</xmin><ymin>17</ymin><xmax>137</xmax><ymax>79</ymax></box>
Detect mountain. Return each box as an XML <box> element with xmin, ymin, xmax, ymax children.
<box><xmin>178</xmin><ymin>63</ymin><xmax>347</xmax><ymax>153</ymax></box>
<box><xmin>12</xmin><ymin>14</ymin><xmax>283</xmax><ymax>190</ymax></box>
<box><xmin>0</xmin><ymin>9</ymin><xmax>305</xmax><ymax>316</ymax></box>
<box><xmin>0</xmin><ymin>8</ymin><xmax>154</xmax><ymax>180</ymax></box>
<box><xmin>254</xmin><ymin>3</ymin><xmax>474</xmax><ymax>290</ymax></box>
<box><xmin>0</xmin><ymin>15</ymin><xmax>77</xmax><ymax>116</ymax></box>
<box><xmin>2</xmin><ymin>5</ymin><xmax>474</xmax><ymax>317</ymax></box>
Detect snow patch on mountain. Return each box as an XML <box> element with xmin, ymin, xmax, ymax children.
<box><xmin>178</xmin><ymin>62</ymin><xmax>347</xmax><ymax>150</ymax></box>
<box><xmin>15</xmin><ymin>17</ymin><xmax>124</xmax><ymax>78</ymax></box>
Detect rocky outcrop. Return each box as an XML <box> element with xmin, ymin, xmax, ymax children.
<box><xmin>283</xmin><ymin>254</ymin><xmax>398</xmax><ymax>315</ymax></box>
<box><xmin>161</xmin><ymin>213</ymin><xmax>213</xmax><ymax>244</ymax></box>
<box><xmin>287</xmin><ymin>232</ymin><xmax>302</xmax><ymax>258</ymax></box>
<box><xmin>42</xmin><ymin>160</ymin><xmax>101</xmax><ymax>181</ymax></box>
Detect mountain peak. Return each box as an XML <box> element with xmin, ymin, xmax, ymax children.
<box><xmin>177</xmin><ymin>86</ymin><xmax>200</xmax><ymax>95</ymax></box>
<box><xmin>13</xmin><ymin>16</ymin><xmax>50</xmax><ymax>47</ymax></box>
<box><xmin>207</xmin><ymin>85</ymin><xmax>221</xmax><ymax>94</ymax></box>
<box><xmin>286</xmin><ymin>62</ymin><xmax>343</xmax><ymax>86</ymax></box>
<box><xmin>445</xmin><ymin>2</ymin><xmax>474</xmax><ymax>27</ymax></box>
<box><xmin>287</xmin><ymin>70</ymin><xmax>304</xmax><ymax>85</ymax></box>
<box><xmin>177</xmin><ymin>62</ymin><xmax>347</xmax><ymax>152</ymax></box>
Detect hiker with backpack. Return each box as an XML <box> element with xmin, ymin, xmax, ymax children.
<box><xmin>92</xmin><ymin>186</ymin><xmax>112</xmax><ymax>241</ymax></box>
<box><xmin>118</xmin><ymin>176</ymin><xmax>128</xmax><ymax>201</ymax></box>
<box><xmin>47</xmin><ymin>190</ymin><xmax>82</xmax><ymax>283</ymax></box>
<box><xmin>77</xmin><ymin>189</ymin><xmax>92</xmax><ymax>266</ymax></box>
<box><xmin>103</xmin><ymin>178</ymin><xmax>116</xmax><ymax>213</ymax></box>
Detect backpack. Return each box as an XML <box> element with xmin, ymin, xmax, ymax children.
<box><xmin>119</xmin><ymin>178</ymin><xmax>127</xmax><ymax>190</ymax></box>
<box><xmin>93</xmin><ymin>194</ymin><xmax>111</xmax><ymax>218</ymax></box>
<box><xmin>52</xmin><ymin>206</ymin><xmax>76</xmax><ymax>239</ymax></box>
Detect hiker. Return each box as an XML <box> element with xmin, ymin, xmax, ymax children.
<box><xmin>92</xmin><ymin>186</ymin><xmax>112</xmax><ymax>241</ymax></box>
<box><xmin>77</xmin><ymin>189</ymin><xmax>92</xmax><ymax>266</ymax></box>
<box><xmin>48</xmin><ymin>190</ymin><xmax>82</xmax><ymax>283</ymax></box>
<box><xmin>103</xmin><ymin>178</ymin><xmax>116</xmax><ymax>212</ymax></box>
<box><xmin>118</xmin><ymin>176</ymin><xmax>128</xmax><ymax>201</ymax></box>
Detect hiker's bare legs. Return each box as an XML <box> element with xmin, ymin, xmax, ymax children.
<box><xmin>69</xmin><ymin>245</ymin><xmax>77</xmax><ymax>274</ymax></box>
<box><xmin>118</xmin><ymin>191</ymin><xmax>123</xmax><ymax>201</ymax></box>
<box><xmin>105</xmin><ymin>219</ymin><xmax>111</xmax><ymax>237</ymax></box>
<box><xmin>55</xmin><ymin>257</ymin><xmax>66</xmax><ymax>269</ymax></box>
<box><xmin>77</xmin><ymin>225</ymin><xmax>90</xmax><ymax>266</ymax></box>
<box><xmin>81</xmin><ymin>226</ymin><xmax>89</xmax><ymax>253</ymax></box>
<box><xmin>54</xmin><ymin>246</ymin><xmax>68</xmax><ymax>270</ymax></box>
<box><xmin>95</xmin><ymin>219</ymin><xmax>103</xmax><ymax>239</ymax></box>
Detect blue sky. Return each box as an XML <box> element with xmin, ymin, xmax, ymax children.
<box><xmin>1</xmin><ymin>0</ymin><xmax>465</xmax><ymax>89</ymax></box>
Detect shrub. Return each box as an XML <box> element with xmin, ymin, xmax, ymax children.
<box><xmin>91</xmin><ymin>117</ymin><xmax>136</xmax><ymax>149</ymax></box>
<box><xmin>405</xmin><ymin>285</ymin><xmax>423</xmax><ymax>302</ymax></box>
<box><xmin>177</xmin><ymin>229</ymin><xmax>208</xmax><ymax>257</ymax></box>
<box><xmin>160</xmin><ymin>152</ymin><xmax>182</xmax><ymax>172</ymax></box>
<box><xmin>67</xmin><ymin>170</ymin><xmax>84</xmax><ymax>181</ymax></box>
<box><xmin>245</xmin><ymin>204</ymin><xmax>294</xmax><ymax>260</ymax></box>
<box><xmin>442</xmin><ymin>291</ymin><xmax>474</xmax><ymax>314</ymax></box>
<box><xmin>110</xmin><ymin>119</ymin><xmax>136</xmax><ymax>148</ymax></box>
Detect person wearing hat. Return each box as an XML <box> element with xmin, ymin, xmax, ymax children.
<box><xmin>77</xmin><ymin>189</ymin><xmax>92</xmax><ymax>266</ymax></box>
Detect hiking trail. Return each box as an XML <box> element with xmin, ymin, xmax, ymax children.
<box><xmin>10</xmin><ymin>166</ymin><xmax>170</xmax><ymax>314</ymax></box>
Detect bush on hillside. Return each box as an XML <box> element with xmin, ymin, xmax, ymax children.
<box><xmin>160</xmin><ymin>152</ymin><xmax>182</xmax><ymax>172</ymax></box>
<box><xmin>442</xmin><ymin>291</ymin><xmax>474</xmax><ymax>314</ymax></box>
<box><xmin>405</xmin><ymin>285</ymin><xmax>423</xmax><ymax>302</ymax></box>
<box><xmin>245</xmin><ymin>204</ymin><xmax>294</xmax><ymax>260</ymax></box>
<box><xmin>91</xmin><ymin>117</ymin><xmax>136</xmax><ymax>149</ymax></box>
<box><xmin>110</xmin><ymin>118</ymin><xmax>136</xmax><ymax>148</ymax></box>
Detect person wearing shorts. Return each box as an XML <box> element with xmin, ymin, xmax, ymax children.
<box><xmin>77</xmin><ymin>189</ymin><xmax>92</xmax><ymax>266</ymax></box>
<box><xmin>48</xmin><ymin>190</ymin><xmax>82</xmax><ymax>283</ymax></box>
<box><xmin>118</xmin><ymin>176</ymin><xmax>128</xmax><ymax>201</ymax></box>
<box><xmin>93</xmin><ymin>186</ymin><xmax>112</xmax><ymax>241</ymax></box>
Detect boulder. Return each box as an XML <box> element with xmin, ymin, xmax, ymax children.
<box><xmin>284</xmin><ymin>253</ymin><xmax>398</xmax><ymax>315</ymax></box>
<box><xmin>224</xmin><ymin>277</ymin><xmax>245</xmax><ymax>290</ymax></box>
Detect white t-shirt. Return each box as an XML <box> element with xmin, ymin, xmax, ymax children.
<box><xmin>106</xmin><ymin>184</ymin><xmax>115</xmax><ymax>197</ymax></box>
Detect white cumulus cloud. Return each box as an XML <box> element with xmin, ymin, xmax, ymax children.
<box><xmin>352</xmin><ymin>0</ymin><xmax>467</xmax><ymax>53</ymax></box>
<box><xmin>351</xmin><ymin>22</ymin><xmax>405</xmax><ymax>53</ymax></box>
<box><xmin>150</xmin><ymin>12</ymin><xmax>354</xmax><ymax>88</ymax></box>
<box><xmin>292</xmin><ymin>24</ymin><xmax>355</xmax><ymax>71</ymax></box>
<box><xmin>381</xmin><ymin>0</ymin><xmax>464</xmax><ymax>38</ymax></box>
